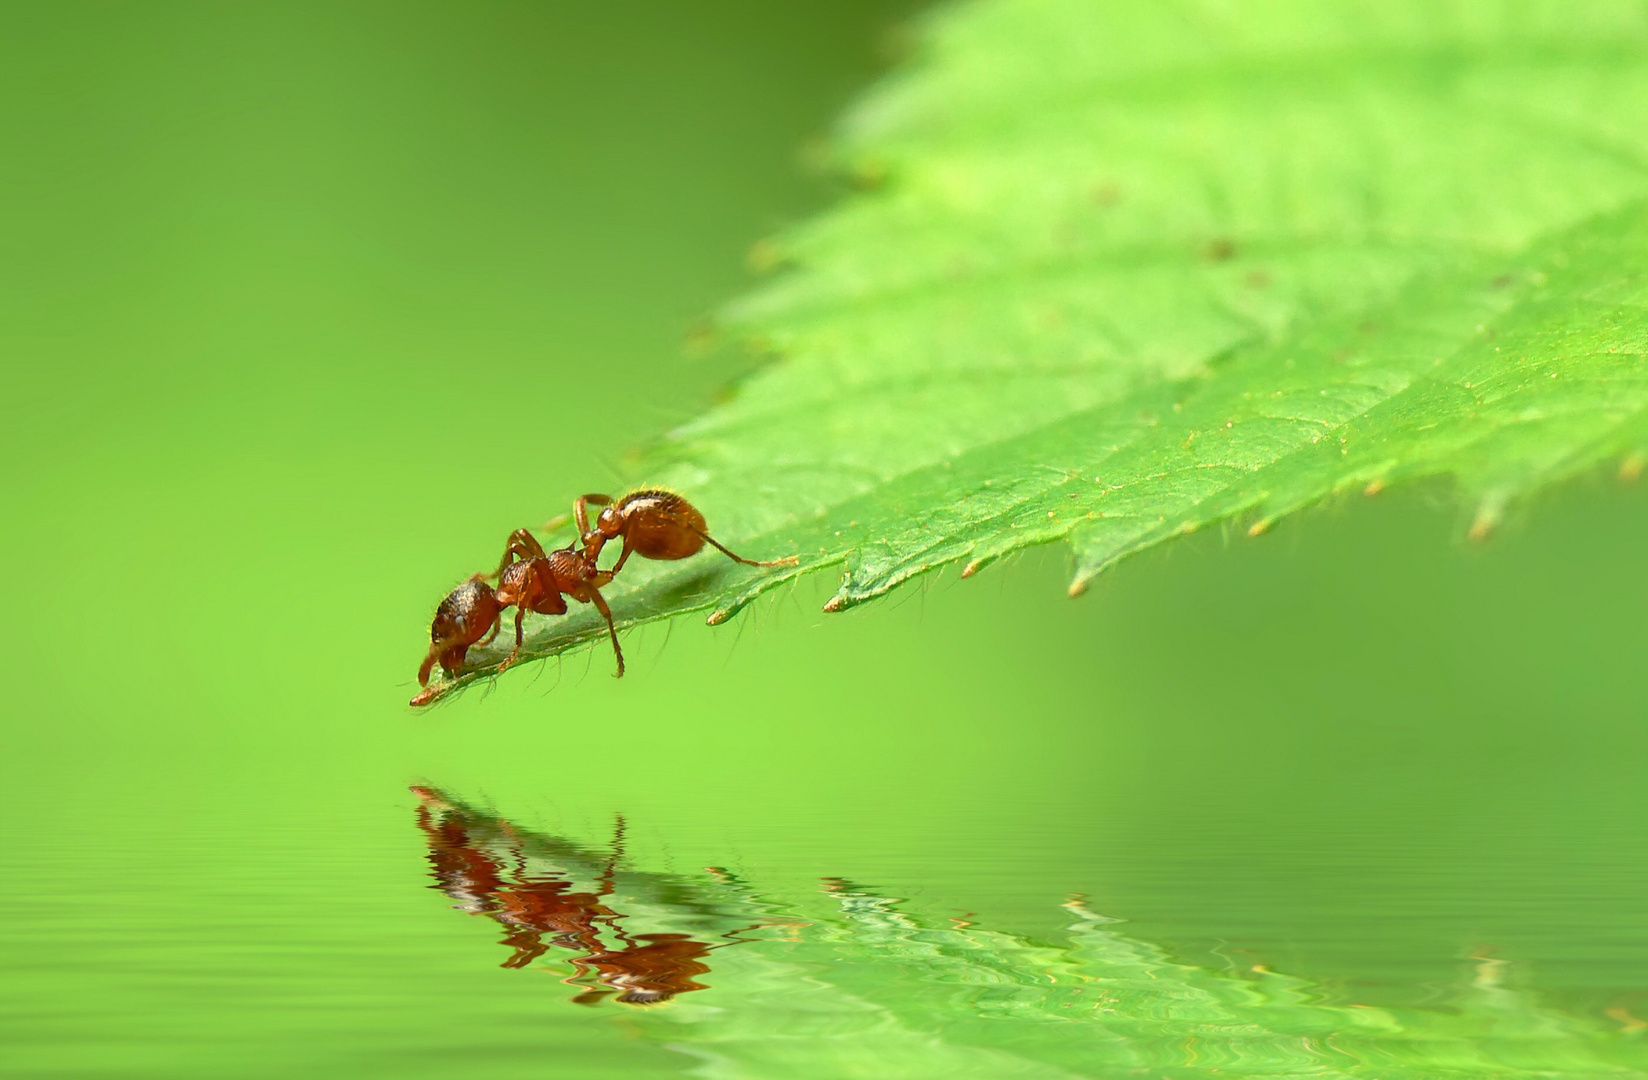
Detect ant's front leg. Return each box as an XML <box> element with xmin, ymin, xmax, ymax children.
<box><xmin>497</xmin><ymin>606</ymin><xmax>528</xmax><ymax>672</ymax></box>
<box><xmin>494</xmin><ymin>528</ymin><xmax>548</xmax><ymax>579</ymax></box>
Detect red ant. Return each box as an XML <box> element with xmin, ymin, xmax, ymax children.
<box><xmin>414</xmin><ymin>489</ymin><xmax>795</xmax><ymax>692</ymax></box>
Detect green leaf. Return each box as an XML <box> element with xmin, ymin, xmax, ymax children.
<box><xmin>415</xmin><ymin>0</ymin><xmax>1648</xmax><ymax>704</ymax></box>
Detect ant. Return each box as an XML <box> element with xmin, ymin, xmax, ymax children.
<box><xmin>417</xmin><ymin>575</ymin><xmax>502</xmax><ymax>687</ymax></box>
<box><xmin>571</xmin><ymin>489</ymin><xmax>798</xmax><ymax>575</ymax></box>
<box><xmin>414</xmin><ymin>489</ymin><xmax>795</xmax><ymax>692</ymax></box>
<box><xmin>491</xmin><ymin>529</ymin><xmax>625</xmax><ymax>678</ymax></box>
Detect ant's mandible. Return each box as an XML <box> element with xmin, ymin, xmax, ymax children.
<box><xmin>492</xmin><ymin>528</ymin><xmax>626</xmax><ymax>678</ymax></box>
<box><xmin>417</xmin><ymin>576</ymin><xmax>502</xmax><ymax>687</ymax></box>
<box><xmin>573</xmin><ymin>489</ymin><xmax>798</xmax><ymax>575</ymax></box>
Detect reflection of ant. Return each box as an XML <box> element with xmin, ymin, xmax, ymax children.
<box><xmin>410</xmin><ymin>787</ymin><xmax>764</xmax><ymax>1005</ymax></box>
<box><xmin>413</xmin><ymin>788</ymin><xmax>612</xmax><ymax>965</ymax></box>
<box><xmin>414</xmin><ymin>488</ymin><xmax>796</xmax><ymax>690</ymax></box>
<box><xmin>568</xmin><ymin>933</ymin><xmax>721</xmax><ymax>1006</ymax></box>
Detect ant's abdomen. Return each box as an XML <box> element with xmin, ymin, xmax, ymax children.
<box><xmin>621</xmin><ymin>489</ymin><xmax>708</xmax><ymax>560</ymax></box>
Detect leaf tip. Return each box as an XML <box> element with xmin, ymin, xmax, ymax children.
<box><xmin>1246</xmin><ymin>517</ymin><xmax>1274</xmax><ymax>537</ymax></box>
<box><xmin>960</xmin><ymin>556</ymin><xmax>991</xmax><ymax>578</ymax></box>
<box><xmin>1621</xmin><ymin>453</ymin><xmax>1645</xmax><ymax>483</ymax></box>
<box><xmin>1363</xmin><ymin>478</ymin><xmax>1386</xmax><ymax>497</ymax></box>
<box><xmin>822</xmin><ymin>595</ymin><xmax>847</xmax><ymax>613</ymax></box>
<box><xmin>409</xmin><ymin>685</ymin><xmax>446</xmax><ymax>708</ymax></box>
<box><xmin>705</xmin><ymin>609</ymin><xmax>732</xmax><ymax>626</ymax></box>
<box><xmin>1067</xmin><ymin>578</ymin><xmax>1089</xmax><ymax>598</ymax></box>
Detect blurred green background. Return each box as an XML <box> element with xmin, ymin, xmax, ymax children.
<box><xmin>2</xmin><ymin>3</ymin><xmax>1646</xmax><ymax>1077</ymax></box>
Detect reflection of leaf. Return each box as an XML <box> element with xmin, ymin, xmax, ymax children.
<box><xmin>421</xmin><ymin>1</ymin><xmax>1648</xmax><ymax>698</ymax></box>
<box><xmin>412</xmin><ymin>792</ymin><xmax>1646</xmax><ymax>1078</ymax></box>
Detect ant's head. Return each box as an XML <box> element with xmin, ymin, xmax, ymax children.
<box><xmin>595</xmin><ymin>505</ymin><xmax>625</xmax><ymax>539</ymax></box>
<box><xmin>431</xmin><ymin>576</ymin><xmax>499</xmax><ymax>643</ymax></box>
<box><xmin>420</xmin><ymin>576</ymin><xmax>500</xmax><ymax>687</ymax></box>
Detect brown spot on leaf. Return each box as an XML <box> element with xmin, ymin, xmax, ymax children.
<box><xmin>747</xmin><ymin>238</ymin><xmax>785</xmax><ymax>273</ymax></box>
<box><xmin>1201</xmin><ymin>237</ymin><xmax>1237</xmax><ymax>263</ymax></box>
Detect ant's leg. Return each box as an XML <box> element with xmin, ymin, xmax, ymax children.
<box><xmin>705</xmin><ymin>923</ymin><xmax>772</xmax><ymax>950</ymax></box>
<box><xmin>497</xmin><ymin>608</ymin><xmax>527</xmax><ymax>672</ymax></box>
<box><xmin>500</xmin><ymin>933</ymin><xmax>550</xmax><ymax>970</ymax></box>
<box><xmin>598</xmin><ymin>814</ymin><xmax>626</xmax><ymax>897</ymax></box>
<box><xmin>574</xmin><ymin>494</ymin><xmax>614</xmax><ymax>536</ymax></box>
<box><xmin>494</xmin><ymin>538</ymin><xmax>522</xmax><ymax>579</ymax></box>
<box><xmin>691</xmin><ymin>527</ymin><xmax>799</xmax><ymax>568</ymax></box>
<box><xmin>494</xmin><ymin>529</ymin><xmax>547</xmax><ymax>578</ymax></box>
<box><xmin>586</xmin><ymin>585</ymin><xmax>625</xmax><ymax>678</ymax></box>
<box><xmin>607</xmin><ymin>537</ymin><xmax>638</xmax><ymax>575</ymax></box>
<box><xmin>477</xmin><ymin>613</ymin><xmax>501</xmax><ymax>648</ymax></box>
<box><xmin>513</xmin><ymin>529</ymin><xmax>548</xmax><ymax>562</ymax></box>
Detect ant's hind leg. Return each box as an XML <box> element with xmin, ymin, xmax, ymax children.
<box><xmin>586</xmin><ymin>586</ymin><xmax>626</xmax><ymax>678</ymax></box>
<box><xmin>693</xmin><ymin>528</ymin><xmax>800</xmax><ymax>568</ymax></box>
